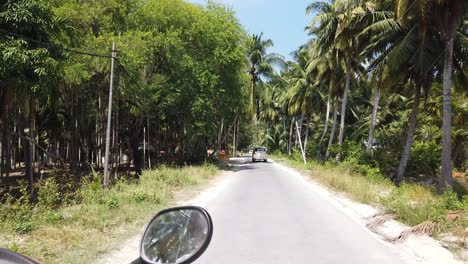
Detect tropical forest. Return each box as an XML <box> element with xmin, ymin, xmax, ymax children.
<box><xmin>0</xmin><ymin>0</ymin><xmax>467</xmax><ymax>263</ymax></box>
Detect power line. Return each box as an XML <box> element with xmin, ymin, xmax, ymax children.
<box><xmin>114</xmin><ymin>58</ymin><xmax>146</xmax><ymax>92</ymax></box>
<box><xmin>0</xmin><ymin>28</ymin><xmax>147</xmax><ymax>92</ymax></box>
<box><xmin>0</xmin><ymin>28</ymin><xmax>112</xmax><ymax>59</ymax></box>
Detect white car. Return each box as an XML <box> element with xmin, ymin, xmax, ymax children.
<box><xmin>252</xmin><ymin>147</ymin><xmax>267</xmax><ymax>162</ymax></box>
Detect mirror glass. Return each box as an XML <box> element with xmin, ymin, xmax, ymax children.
<box><xmin>141</xmin><ymin>208</ymin><xmax>211</xmax><ymax>264</ymax></box>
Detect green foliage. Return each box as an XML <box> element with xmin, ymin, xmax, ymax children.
<box><xmin>106</xmin><ymin>196</ymin><xmax>120</xmax><ymax>209</ymax></box>
<box><xmin>37</xmin><ymin>178</ymin><xmax>61</xmax><ymax>209</ymax></box>
<box><xmin>372</xmin><ymin>118</ymin><xmax>443</xmax><ymax>178</ymax></box>
<box><xmin>79</xmin><ymin>174</ymin><xmax>105</xmax><ymax>205</ymax></box>
<box><xmin>382</xmin><ymin>186</ymin><xmax>468</xmax><ymax>226</ymax></box>
<box><xmin>305</xmin><ymin>142</ymin><xmax>321</xmax><ymax>160</ymax></box>
<box><xmin>0</xmin><ymin>165</ymin><xmax>218</xmax><ymax>263</ymax></box>
<box><xmin>13</xmin><ymin>208</ymin><xmax>33</xmax><ymax>234</ymax></box>
<box><xmin>0</xmin><ymin>184</ymin><xmax>34</xmax><ymax>234</ymax></box>
<box><xmin>407</xmin><ymin>141</ymin><xmax>441</xmax><ymax>178</ymax></box>
<box><xmin>381</xmin><ymin>184</ymin><xmax>445</xmax><ymax>224</ymax></box>
<box><xmin>440</xmin><ymin>190</ymin><xmax>468</xmax><ymax>211</ymax></box>
<box><xmin>7</xmin><ymin>241</ymin><xmax>21</xmax><ymax>252</ymax></box>
<box><xmin>373</xmin><ymin>122</ymin><xmax>405</xmax><ymax>176</ymax></box>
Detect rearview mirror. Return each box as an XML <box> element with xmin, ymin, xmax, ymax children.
<box><xmin>140</xmin><ymin>206</ymin><xmax>213</xmax><ymax>264</ymax></box>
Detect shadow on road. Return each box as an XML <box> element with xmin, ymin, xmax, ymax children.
<box><xmin>216</xmin><ymin>157</ymin><xmax>258</xmax><ymax>172</ymax></box>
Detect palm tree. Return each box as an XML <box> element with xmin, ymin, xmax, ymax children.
<box><xmin>307</xmin><ymin>0</ymin><xmax>373</xmax><ymax>160</ymax></box>
<box><xmin>247</xmin><ymin>33</ymin><xmax>284</xmax><ymax>123</ymax></box>
<box><xmin>359</xmin><ymin>0</ymin><xmax>457</xmax><ymax>184</ymax></box>
<box><xmin>287</xmin><ymin>49</ymin><xmax>324</xmax><ymax>155</ymax></box>
<box><xmin>364</xmin><ymin>64</ymin><xmax>394</xmax><ymax>154</ymax></box>
<box><xmin>430</xmin><ymin>0</ymin><xmax>465</xmax><ymax>192</ymax></box>
<box><xmin>305</xmin><ymin>46</ymin><xmax>344</xmax><ymax>157</ymax></box>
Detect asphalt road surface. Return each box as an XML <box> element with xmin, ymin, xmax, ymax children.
<box><xmin>196</xmin><ymin>157</ymin><xmax>406</xmax><ymax>264</ymax></box>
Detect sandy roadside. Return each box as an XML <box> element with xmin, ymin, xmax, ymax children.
<box><xmin>273</xmin><ymin>160</ymin><xmax>466</xmax><ymax>264</ymax></box>
<box><xmin>97</xmin><ymin>169</ymin><xmax>236</xmax><ymax>264</ymax></box>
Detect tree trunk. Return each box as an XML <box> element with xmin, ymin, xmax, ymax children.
<box><xmin>319</xmin><ymin>96</ymin><xmax>331</xmax><ymax>146</ymax></box>
<box><xmin>70</xmin><ymin>117</ymin><xmax>79</xmax><ymax>171</ymax></box>
<box><xmin>147</xmin><ymin>119</ymin><xmax>151</xmax><ymax>168</ymax></box>
<box><xmin>325</xmin><ymin>102</ymin><xmax>338</xmax><ymax>160</ymax></box>
<box><xmin>288</xmin><ymin>117</ymin><xmax>295</xmax><ymax>156</ymax></box>
<box><xmin>439</xmin><ymin>35</ymin><xmax>455</xmax><ymax>192</ymax></box>
<box><xmin>26</xmin><ymin>98</ymin><xmax>35</xmax><ymax>197</ymax></box>
<box><xmin>236</xmin><ymin>117</ymin><xmax>240</xmax><ymax>156</ymax></box>
<box><xmin>1</xmin><ymin>132</ymin><xmax>3</xmax><ymax>180</ymax></box>
<box><xmin>232</xmin><ymin>119</ymin><xmax>236</xmax><ymax>157</ymax></box>
<box><xmin>251</xmin><ymin>78</ymin><xmax>257</xmax><ymax>124</ymax></box>
<box><xmin>12</xmin><ymin>120</ymin><xmax>17</xmax><ymax>171</ymax></box>
<box><xmin>1</xmin><ymin>113</ymin><xmax>11</xmax><ymax>179</ymax></box>
<box><xmin>15</xmin><ymin>119</ymin><xmax>20</xmax><ymax>170</ymax></box>
<box><xmin>366</xmin><ymin>87</ymin><xmax>381</xmax><ymax>154</ymax></box>
<box><xmin>1</xmin><ymin>87</ymin><xmax>13</xmax><ymax>179</ymax></box>
<box><xmin>143</xmin><ymin>126</ymin><xmax>146</xmax><ymax>169</ymax></box>
<box><xmin>395</xmin><ymin>85</ymin><xmax>421</xmax><ymax>184</ymax></box>
<box><xmin>336</xmin><ymin>58</ymin><xmax>352</xmax><ymax>161</ymax></box>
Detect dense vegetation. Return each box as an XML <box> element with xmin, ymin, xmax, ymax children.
<box><xmin>0</xmin><ymin>164</ymin><xmax>218</xmax><ymax>263</ymax></box>
<box><xmin>253</xmin><ymin>0</ymin><xmax>467</xmax><ymax>193</ymax></box>
<box><xmin>0</xmin><ymin>0</ymin><xmax>249</xmax><ymax>192</ymax></box>
<box><xmin>0</xmin><ymin>0</ymin><xmax>466</xmax><ymax>260</ymax></box>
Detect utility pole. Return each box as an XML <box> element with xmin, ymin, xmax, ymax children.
<box><xmin>147</xmin><ymin>119</ymin><xmax>151</xmax><ymax>168</ymax></box>
<box><xmin>295</xmin><ymin>120</ymin><xmax>307</xmax><ymax>164</ymax></box>
<box><xmin>104</xmin><ymin>42</ymin><xmax>116</xmax><ymax>188</ymax></box>
<box><xmin>143</xmin><ymin>126</ymin><xmax>146</xmax><ymax>169</ymax></box>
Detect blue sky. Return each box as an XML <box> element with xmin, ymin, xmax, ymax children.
<box><xmin>188</xmin><ymin>0</ymin><xmax>313</xmax><ymax>61</ymax></box>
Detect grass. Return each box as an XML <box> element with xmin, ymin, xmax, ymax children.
<box><xmin>271</xmin><ymin>153</ymin><xmax>468</xmax><ymax>233</ymax></box>
<box><xmin>0</xmin><ymin>164</ymin><xmax>219</xmax><ymax>263</ymax></box>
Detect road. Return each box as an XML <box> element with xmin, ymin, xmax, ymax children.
<box><xmin>195</xmin><ymin>157</ymin><xmax>406</xmax><ymax>264</ymax></box>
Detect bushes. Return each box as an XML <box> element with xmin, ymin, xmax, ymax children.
<box><xmin>381</xmin><ymin>185</ymin><xmax>468</xmax><ymax>226</ymax></box>
<box><xmin>407</xmin><ymin>141</ymin><xmax>441</xmax><ymax>178</ymax></box>
<box><xmin>0</xmin><ymin>164</ymin><xmax>217</xmax><ymax>236</ymax></box>
<box><xmin>0</xmin><ymin>183</ymin><xmax>33</xmax><ymax>234</ymax></box>
<box><xmin>37</xmin><ymin>178</ymin><xmax>61</xmax><ymax>209</ymax></box>
<box><xmin>79</xmin><ymin>174</ymin><xmax>105</xmax><ymax>205</ymax></box>
<box><xmin>372</xmin><ymin>118</ymin><xmax>443</xmax><ymax>179</ymax></box>
<box><xmin>0</xmin><ymin>165</ymin><xmax>219</xmax><ymax>263</ymax></box>
<box><xmin>381</xmin><ymin>184</ymin><xmax>445</xmax><ymax>225</ymax></box>
<box><xmin>305</xmin><ymin>142</ymin><xmax>321</xmax><ymax>160</ymax></box>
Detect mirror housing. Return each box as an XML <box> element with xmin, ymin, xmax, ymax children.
<box><xmin>0</xmin><ymin>249</ymin><xmax>39</xmax><ymax>264</ymax></box>
<box><xmin>140</xmin><ymin>206</ymin><xmax>213</xmax><ymax>264</ymax></box>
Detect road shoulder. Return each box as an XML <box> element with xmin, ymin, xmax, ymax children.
<box><xmin>97</xmin><ymin>169</ymin><xmax>236</xmax><ymax>264</ymax></box>
<box><xmin>272</xmin><ymin>159</ymin><xmax>465</xmax><ymax>264</ymax></box>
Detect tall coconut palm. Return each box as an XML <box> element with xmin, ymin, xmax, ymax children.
<box><xmin>307</xmin><ymin>0</ymin><xmax>373</xmax><ymax>160</ymax></box>
<box><xmin>365</xmin><ymin>69</ymin><xmax>385</xmax><ymax>154</ymax></box>
<box><xmin>306</xmin><ymin>46</ymin><xmax>344</xmax><ymax>157</ymax></box>
<box><xmin>247</xmin><ymin>33</ymin><xmax>284</xmax><ymax>123</ymax></box>
<box><xmin>359</xmin><ymin>0</ymin><xmax>455</xmax><ymax>184</ymax></box>
<box><xmin>428</xmin><ymin>0</ymin><xmax>466</xmax><ymax>192</ymax></box>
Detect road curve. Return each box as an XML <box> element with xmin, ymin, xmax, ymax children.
<box><xmin>196</xmin><ymin>157</ymin><xmax>406</xmax><ymax>264</ymax></box>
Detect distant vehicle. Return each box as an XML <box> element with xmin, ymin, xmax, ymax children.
<box><xmin>248</xmin><ymin>149</ymin><xmax>253</xmax><ymax>155</ymax></box>
<box><xmin>252</xmin><ymin>147</ymin><xmax>267</xmax><ymax>162</ymax></box>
